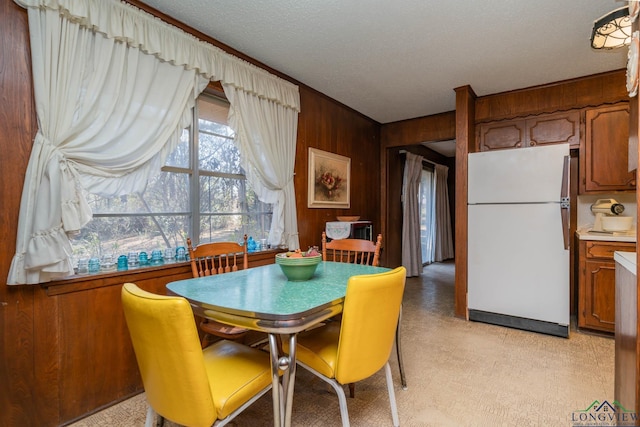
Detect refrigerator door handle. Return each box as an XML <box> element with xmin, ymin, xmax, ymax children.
<box><xmin>560</xmin><ymin>155</ymin><xmax>570</xmax><ymax>250</ymax></box>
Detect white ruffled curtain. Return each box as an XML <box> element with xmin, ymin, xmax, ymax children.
<box><xmin>224</xmin><ymin>87</ymin><xmax>300</xmax><ymax>250</ymax></box>
<box><xmin>9</xmin><ymin>0</ymin><xmax>300</xmax><ymax>284</ymax></box>
<box><xmin>401</xmin><ymin>153</ymin><xmax>424</xmax><ymax>277</ymax></box>
<box><xmin>433</xmin><ymin>164</ymin><xmax>454</xmax><ymax>262</ymax></box>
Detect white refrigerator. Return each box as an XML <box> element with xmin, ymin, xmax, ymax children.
<box><xmin>467</xmin><ymin>143</ymin><xmax>570</xmax><ymax>337</ymax></box>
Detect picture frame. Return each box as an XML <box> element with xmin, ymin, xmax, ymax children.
<box><xmin>307</xmin><ymin>148</ymin><xmax>351</xmax><ymax>208</ymax></box>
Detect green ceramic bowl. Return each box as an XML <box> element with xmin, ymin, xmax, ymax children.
<box><xmin>275</xmin><ymin>253</ymin><xmax>322</xmax><ymax>281</ymax></box>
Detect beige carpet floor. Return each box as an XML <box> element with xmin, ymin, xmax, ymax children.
<box><xmin>69</xmin><ymin>261</ymin><xmax>614</xmax><ymax>426</ymax></box>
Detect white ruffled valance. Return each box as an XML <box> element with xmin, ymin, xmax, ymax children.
<box><xmin>14</xmin><ymin>0</ymin><xmax>300</xmax><ymax>111</ymax></box>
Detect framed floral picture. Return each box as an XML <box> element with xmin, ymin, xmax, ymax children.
<box><xmin>307</xmin><ymin>148</ymin><xmax>351</xmax><ymax>208</ymax></box>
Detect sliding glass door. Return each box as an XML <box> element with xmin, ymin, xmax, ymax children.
<box><xmin>420</xmin><ymin>168</ymin><xmax>435</xmax><ymax>265</ymax></box>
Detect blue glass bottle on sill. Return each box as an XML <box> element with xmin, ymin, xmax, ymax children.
<box><xmin>138</xmin><ymin>251</ymin><xmax>149</xmax><ymax>266</ymax></box>
<box><xmin>150</xmin><ymin>249</ymin><xmax>164</xmax><ymax>266</ymax></box>
<box><xmin>117</xmin><ymin>255</ymin><xmax>128</xmax><ymax>271</ymax></box>
<box><xmin>88</xmin><ymin>257</ymin><xmax>100</xmax><ymax>274</ymax></box>
<box><xmin>127</xmin><ymin>251</ymin><xmax>138</xmax><ymax>268</ymax></box>
<box><xmin>77</xmin><ymin>258</ymin><xmax>89</xmax><ymax>275</ymax></box>
<box><xmin>247</xmin><ymin>236</ymin><xmax>257</xmax><ymax>253</ymax></box>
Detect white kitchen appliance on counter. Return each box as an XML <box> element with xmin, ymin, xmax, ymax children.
<box><xmin>467</xmin><ymin>144</ymin><xmax>570</xmax><ymax>338</ymax></box>
<box><xmin>590</xmin><ymin>198</ymin><xmax>627</xmax><ymax>232</ymax></box>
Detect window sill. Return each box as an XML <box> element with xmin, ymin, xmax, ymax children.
<box><xmin>42</xmin><ymin>248</ymin><xmax>287</xmax><ymax>296</ymax></box>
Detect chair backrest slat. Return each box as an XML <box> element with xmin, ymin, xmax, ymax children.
<box><xmin>322</xmin><ymin>232</ymin><xmax>382</xmax><ymax>267</ymax></box>
<box><xmin>187</xmin><ymin>236</ymin><xmax>248</xmax><ymax>279</ymax></box>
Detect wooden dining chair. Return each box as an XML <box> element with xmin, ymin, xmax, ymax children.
<box><xmin>321</xmin><ymin>232</ymin><xmax>407</xmax><ymax>396</ymax></box>
<box><xmin>322</xmin><ymin>231</ymin><xmax>382</xmax><ymax>266</ymax></box>
<box><xmin>287</xmin><ymin>267</ymin><xmax>407</xmax><ymax>427</ymax></box>
<box><xmin>187</xmin><ymin>235</ymin><xmax>250</xmax><ymax>348</ymax></box>
<box><xmin>121</xmin><ymin>283</ymin><xmax>272</xmax><ymax>427</ymax></box>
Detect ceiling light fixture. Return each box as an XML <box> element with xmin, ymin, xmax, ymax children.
<box><xmin>590</xmin><ymin>6</ymin><xmax>632</xmax><ymax>49</ymax></box>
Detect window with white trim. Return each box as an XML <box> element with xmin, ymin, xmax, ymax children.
<box><xmin>70</xmin><ymin>94</ymin><xmax>272</xmax><ymax>261</ymax></box>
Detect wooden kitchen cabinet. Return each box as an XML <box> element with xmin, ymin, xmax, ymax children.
<box><xmin>581</xmin><ymin>103</ymin><xmax>635</xmax><ymax>193</ymax></box>
<box><xmin>578</xmin><ymin>240</ymin><xmax>636</xmax><ymax>333</ymax></box>
<box><xmin>477</xmin><ymin>119</ymin><xmax>526</xmax><ymax>150</ymax></box>
<box><xmin>477</xmin><ymin>110</ymin><xmax>580</xmax><ymax>151</ymax></box>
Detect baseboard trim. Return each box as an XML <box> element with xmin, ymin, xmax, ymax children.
<box><xmin>468</xmin><ymin>310</ymin><xmax>569</xmax><ymax>338</ymax></box>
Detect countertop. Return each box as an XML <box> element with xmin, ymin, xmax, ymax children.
<box><xmin>575</xmin><ymin>227</ymin><xmax>636</xmax><ymax>243</ymax></box>
<box><xmin>614</xmin><ymin>251</ymin><xmax>637</xmax><ymax>276</ymax></box>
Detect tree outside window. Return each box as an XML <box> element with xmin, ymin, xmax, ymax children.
<box><xmin>70</xmin><ymin>94</ymin><xmax>272</xmax><ymax>263</ymax></box>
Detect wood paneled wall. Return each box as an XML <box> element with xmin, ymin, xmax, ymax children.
<box><xmin>0</xmin><ymin>2</ymin><xmax>380</xmax><ymax>426</ymax></box>
<box><xmin>475</xmin><ymin>71</ymin><xmax>628</xmax><ymax>122</ymax></box>
<box><xmin>453</xmin><ymin>85</ymin><xmax>477</xmax><ymax>318</ymax></box>
<box><xmin>1</xmin><ymin>1</ymin><xmax>40</xmax><ymax>424</ymax></box>
<box><xmin>381</xmin><ymin>112</ymin><xmax>456</xmax><ymax>147</ymax></box>
<box><xmin>295</xmin><ymin>86</ymin><xmax>381</xmax><ymax>251</ymax></box>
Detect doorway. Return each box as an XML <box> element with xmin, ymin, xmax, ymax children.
<box><xmin>382</xmin><ymin>145</ymin><xmax>455</xmax><ymax>268</ymax></box>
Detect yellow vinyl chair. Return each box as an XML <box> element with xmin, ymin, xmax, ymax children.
<box><xmin>322</xmin><ymin>231</ymin><xmax>407</xmax><ymax>396</ymax></box>
<box><xmin>290</xmin><ymin>266</ymin><xmax>406</xmax><ymax>427</ymax></box>
<box><xmin>121</xmin><ymin>283</ymin><xmax>272</xmax><ymax>427</ymax></box>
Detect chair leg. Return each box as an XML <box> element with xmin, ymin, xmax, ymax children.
<box><xmin>348</xmin><ymin>383</ymin><xmax>355</xmax><ymax>398</ymax></box>
<box><xmin>298</xmin><ymin>361</ymin><xmax>351</xmax><ymax>427</ymax></box>
<box><xmin>215</xmin><ymin>384</ymin><xmax>272</xmax><ymax>427</ymax></box>
<box><xmin>384</xmin><ymin>362</ymin><xmax>400</xmax><ymax>427</ymax></box>
<box><xmin>396</xmin><ymin>306</ymin><xmax>407</xmax><ymax>390</ymax></box>
<box><xmin>201</xmin><ymin>332</ymin><xmax>211</xmax><ymax>349</ymax></box>
<box><xmin>145</xmin><ymin>405</ymin><xmax>158</xmax><ymax>427</ymax></box>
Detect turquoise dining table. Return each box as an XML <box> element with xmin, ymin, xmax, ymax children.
<box><xmin>166</xmin><ymin>261</ymin><xmax>390</xmax><ymax>427</ymax></box>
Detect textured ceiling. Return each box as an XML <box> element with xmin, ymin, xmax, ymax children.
<box><xmin>138</xmin><ymin>0</ymin><xmax>628</xmax><ymax>125</ymax></box>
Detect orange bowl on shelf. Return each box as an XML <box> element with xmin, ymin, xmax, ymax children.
<box><xmin>336</xmin><ymin>216</ymin><xmax>360</xmax><ymax>222</ymax></box>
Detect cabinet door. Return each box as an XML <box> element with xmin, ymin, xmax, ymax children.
<box><xmin>477</xmin><ymin>120</ymin><xmax>525</xmax><ymax>151</ymax></box>
<box><xmin>582</xmin><ymin>104</ymin><xmax>635</xmax><ymax>192</ymax></box>
<box><xmin>578</xmin><ymin>240</ymin><xmax>636</xmax><ymax>333</ymax></box>
<box><xmin>581</xmin><ymin>259</ymin><xmax>616</xmax><ymax>332</ymax></box>
<box><xmin>526</xmin><ymin>111</ymin><xmax>580</xmax><ymax>148</ymax></box>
